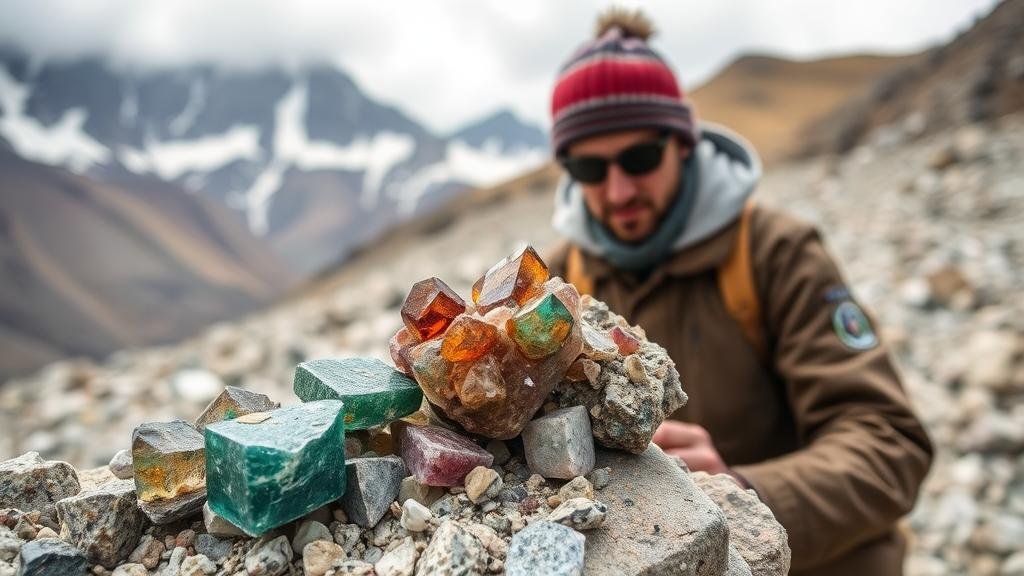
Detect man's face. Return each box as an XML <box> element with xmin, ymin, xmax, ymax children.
<box><xmin>565</xmin><ymin>129</ymin><xmax>689</xmax><ymax>244</ymax></box>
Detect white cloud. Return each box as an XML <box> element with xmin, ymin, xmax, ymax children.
<box><xmin>0</xmin><ymin>0</ymin><xmax>1001</xmax><ymax>135</ymax></box>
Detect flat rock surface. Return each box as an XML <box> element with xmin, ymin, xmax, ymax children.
<box><xmin>583</xmin><ymin>444</ymin><xmax>729</xmax><ymax>576</ymax></box>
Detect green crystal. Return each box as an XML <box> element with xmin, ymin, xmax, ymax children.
<box><xmin>507</xmin><ymin>292</ymin><xmax>575</xmax><ymax>360</ymax></box>
<box><xmin>204</xmin><ymin>401</ymin><xmax>347</xmax><ymax>536</ymax></box>
<box><xmin>293</xmin><ymin>357</ymin><xmax>423</xmax><ymax>430</ymax></box>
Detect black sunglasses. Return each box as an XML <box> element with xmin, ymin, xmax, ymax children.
<box><xmin>560</xmin><ymin>134</ymin><xmax>670</xmax><ymax>184</ymax></box>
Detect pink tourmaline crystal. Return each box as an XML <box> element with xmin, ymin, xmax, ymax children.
<box><xmin>400</xmin><ymin>425</ymin><xmax>493</xmax><ymax>486</ymax></box>
<box><xmin>610</xmin><ymin>325</ymin><xmax>641</xmax><ymax>355</ymax></box>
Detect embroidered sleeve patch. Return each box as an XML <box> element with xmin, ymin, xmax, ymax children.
<box><xmin>832</xmin><ymin>301</ymin><xmax>878</xmax><ymax>350</ymax></box>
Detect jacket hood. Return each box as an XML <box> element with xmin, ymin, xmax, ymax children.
<box><xmin>551</xmin><ymin>122</ymin><xmax>762</xmax><ymax>258</ymax></box>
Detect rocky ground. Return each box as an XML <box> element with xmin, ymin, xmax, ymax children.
<box><xmin>2</xmin><ymin>113</ymin><xmax>1024</xmax><ymax>574</ymax></box>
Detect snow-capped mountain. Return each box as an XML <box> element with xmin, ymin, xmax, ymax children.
<box><xmin>0</xmin><ymin>49</ymin><xmax>548</xmax><ymax>273</ymax></box>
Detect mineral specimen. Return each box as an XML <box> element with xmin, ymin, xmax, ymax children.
<box><xmin>405</xmin><ymin>267</ymin><xmax>584</xmax><ymax>439</ymax></box>
<box><xmin>505</xmin><ymin>521</ymin><xmax>585</xmax><ymax>576</ymax></box>
<box><xmin>340</xmin><ymin>455</ymin><xmax>406</xmax><ymax>527</ymax></box>
<box><xmin>55</xmin><ymin>479</ymin><xmax>147</xmax><ymax>568</ymax></box>
<box><xmin>194</xmin><ymin>386</ymin><xmax>278</xmax><ymax>431</ymax></box>
<box><xmin>205</xmin><ymin>400</ymin><xmax>347</xmax><ymax>536</ymax></box>
<box><xmin>401</xmin><ymin>278</ymin><xmax>466</xmax><ymax>340</ymax></box>
<box><xmin>400</xmin><ymin>425</ymin><xmax>493</xmax><ymax>487</ymax></box>
<box><xmin>293</xmin><ymin>357</ymin><xmax>423</xmax><ymax>429</ymax></box>
<box><xmin>131</xmin><ymin>420</ymin><xmax>207</xmax><ymax>524</ymax></box>
<box><xmin>552</xmin><ymin>295</ymin><xmax>687</xmax><ymax>453</ymax></box>
<box><xmin>472</xmin><ymin>245</ymin><xmax>549</xmax><ymax>313</ymax></box>
<box><xmin>18</xmin><ymin>538</ymin><xmax>89</xmax><ymax>576</ymax></box>
<box><xmin>521</xmin><ymin>406</ymin><xmax>595</xmax><ymax>479</ymax></box>
<box><xmin>0</xmin><ymin>451</ymin><xmax>80</xmax><ymax>512</ymax></box>
<box><xmin>415</xmin><ymin>521</ymin><xmax>487</xmax><ymax>576</ymax></box>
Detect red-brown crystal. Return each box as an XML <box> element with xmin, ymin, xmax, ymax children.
<box><xmin>610</xmin><ymin>326</ymin><xmax>641</xmax><ymax>355</ymax></box>
<box><xmin>401</xmin><ymin>277</ymin><xmax>466</xmax><ymax>340</ymax></box>
<box><xmin>475</xmin><ymin>246</ymin><xmax>549</xmax><ymax>313</ymax></box>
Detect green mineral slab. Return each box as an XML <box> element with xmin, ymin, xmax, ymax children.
<box><xmin>293</xmin><ymin>357</ymin><xmax>423</xmax><ymax>430</ymax></box>
<box><xmin>204</xmin><ymin>400</ymin><xmax>346</xmax><ymax>536</ymax></box>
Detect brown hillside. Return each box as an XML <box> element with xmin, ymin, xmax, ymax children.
<box><xmin>0</xmin><ymin>150</ymin><xmax>297</xmax><ymax>379</ymax></box>
<box><xmin>799</xmin><ymin>0</ymin><xmax>1024</xmax><ymax>156</ymax></box>
<box><xmin>689</xmin><ymin>53</ymin><xmax>918</xmax><ymax>165</ymax></box>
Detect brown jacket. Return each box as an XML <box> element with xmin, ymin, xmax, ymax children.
<box><xmin>547</xmin><ymin>204</ymin><xmax>933</xmax><ymax>575</ymax></box>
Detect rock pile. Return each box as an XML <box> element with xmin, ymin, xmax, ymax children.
<box><xmin>2</xmin><ymin>114</ymin><xmax>1023</xmax><ymax>574</ymax></box>
<box><xmin>0</xmin><ymin>248</ymin><xmax>789</xmax><ymax>575</ymax></box>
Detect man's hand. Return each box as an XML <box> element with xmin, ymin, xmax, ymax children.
<box><xmin>652</xmin><ymin>421</ymin><xmax>729</xmax><ymax>476</ymax></box>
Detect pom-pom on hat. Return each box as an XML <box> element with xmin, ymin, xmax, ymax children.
<box><xmin>550</xmin><ymin>8</ymin><xmax>697</xmax><ymax>156</ymax></box>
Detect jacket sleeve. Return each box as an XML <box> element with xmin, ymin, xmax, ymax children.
<box><xmin>731</xmin><ymin>209</ymin><xmax>933</xmax><ymax>571</ymax></box>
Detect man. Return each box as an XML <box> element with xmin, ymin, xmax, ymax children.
<box><xmin>545</xmin><ymin>9</ymin><xmax>933</xmax><ymax>576</ymax></box>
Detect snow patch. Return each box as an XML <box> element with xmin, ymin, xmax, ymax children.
<box><xmin>394</xmin><ymin>139</ymin><xmax>546</xmax><ymax>216</ymax></box>
<box><xmin>0</xmin><ymin>67</ymin><xmax>111</xmax><ymax>172</ymax></box>
<box><xmin>118</xmin><ymin>124</ymin><xmax>262</xmax><ymax>181</ymax></box>
<box><xmin>169</xmin><ymin>78</ymin><xmax>206</xmax><ymax>137</ymax></box>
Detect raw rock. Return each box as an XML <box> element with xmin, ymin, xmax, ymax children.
<box><xmin>303</xmin><ymin>540</ymin><xmax>346</xmax><ymax>576</ymax></box>
<box><xmin>400</xmin><ymin>499</ymin><xmax>432</xmax><ymax>532</ymax></box>
<box><xmin>202</xmin><ymin>502</ymin><xmax>245</xmax><ymax>537</ymax></box>
<box><xmin>552</xmin><ymin>296</ymin><xmax>687</xmax><ymax>453</ymax></box>
<box><xmin>558</xmin><ymin>477</ymin><xmax>595</xmax><ymax>501</ymax></box>
<box><xmin>293</xmin><ymin>519</ymin><xmax>333</xmax><ymax>555</ymax></box>
<box><xmin>193</xmin><ymin>386</ymin><xmax>278</xmax><ymax>431</ymax></box>
<box><xmin>485</xmin><ymin>441</ymin><xmax>511</xmax><ymax>466</ymax></box>
<box><xmin>398</xmin><ymin>476</ymin><xmax>444</xmax><ymax>507</ymax></box>
<box><xmin>400</xmin><ymin>426</ymin><xmax>493</xmax><ymax>487</ymax></box>
<box><xmin>585</xmin><ymin>468</ymin><xmax>610</xmax><ymax>490</ymax></box>
<box><xmin>505</xmin><ymin>521</ymin><xmax>584</xmax><ymax>576</ymax></box>
<box><xmin>179</xmin><ymin>553</ymin><xmax>216</xmax><ymax>576</ymax></box>
<box><xmin>17</xmin><ymin>538</ymin><xmax>88</xmax><ymax>576</ymax></box>
<box><xmin>547</xmin><ymin>497</ymin><xmax>608</xmax><ymax>530</ymax></box>
<box><xmin>726</xmin><ymin>545</ymin><xmax>754</xmax><ymax>576</ymax></box>
<box><xmin>971</xmin><ymin>512</ymin><xmax>1024</xmax><ymax>555</ymax></box>
<box><xmin>194</xmin><ymin>533</ymin><xmax>232</xmax><ymax>562</ymax></box>
<box><xmin>293</xmin><ymin>358</ymin><xmax>423</xmax><ymax>430</ymax></box>
<box><xmin>691</xmin><ymin>471</ymin><xmax>791</xmax><ymax>576</ymax></box>
<box><xmin>205</xmin><ymin>400</ymin><xmax>347</xmax><ymax>536</ymax></box>
<box><xmin>0</xmin><ymin>452</ymin><xmax>80</xmax><ymax>513</ymax></box>
<box><xmin>582</xmin><ymin>445</ymin><xmax>729</xmax><ymax>576</ymax></box>
<box><xmin>414</xmin><ymin>520</ymin><xmax>486</xmax><ymax>576</ymax></box>
<box><xmin>341</xmin><ymin>456</ymin><xmax>406</xmax><ymax>528</ymax></box>
<box><xmin>375</xmin><ymin>536</ymin><xmax>418</xmax><ymax>576</ymax></box>
<box><xmin>127</xmin><ymin>534</ymin><xmax>164</xmax><ymax>569</ymax></box>
<box><xmin>0</xmin><ymin>527</ymin><xmax>18</xmax><ymax>562</ymax></box>
<box><xmin>107</xmin><ymin>450</ymin><xmax>133</xmax><ymax>480</ymax></box>
<box><xmin>521</xmin><ymin>406</ymin><xmax>594</xmax><ymax>479</ymax></box>
<box><xmin>244</xmin><ymin>535</ymin><xmax>293</xmax><ymax>576</ymax></box>
<box><xmin>54</xmin><ymin>479</ymin><xmax>146</xmax><ymax>568</ymax></box>
<box><xmin>464</xmin><ymin>467</ymin><xmax>502</xmax><ymax>504</ymax></box>
<box><xmin>131</xmin><ymin>420</ymin><xmax>206</xmax><ymax>524</ymax></box>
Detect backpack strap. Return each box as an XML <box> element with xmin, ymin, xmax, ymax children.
<box><xmin>717</xmin><ymin>200</ymin><xmax>768</xmax><ymax>363</ymax></box>
<box><xmin>565</xmin><ymin>245</ymin><xmax>594</xmax><ymax>296</ymax></box>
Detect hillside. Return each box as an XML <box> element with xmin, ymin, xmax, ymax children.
<box><xmin>799</xmin><ymin>0</ymin><xmax>1024</xmax><ymax>156</ymax></box>
<box><xmin>0</xmin><ymin>149</ymin><xmax>296</xmax><ymax>379</ymax></box>
<box><xmin>689</xmin><ymin>53</ymin><xmax>917</xmax><ymax>165</ymax></box>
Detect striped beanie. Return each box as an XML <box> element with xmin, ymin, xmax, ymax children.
<box><xmin>550</xmin><ymin>13</ymin><xmax>697</xmax><ymax>156</ymax></box>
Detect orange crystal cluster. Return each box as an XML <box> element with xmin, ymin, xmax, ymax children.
<box><xmin>391</xmin><ymin>246</ymin><xmax>583</xmax><ymax>439</ymax></box>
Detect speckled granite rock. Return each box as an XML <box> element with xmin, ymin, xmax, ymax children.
<box><xmin>582</xmin><ymin>444</ymin><xmax>728</xmax><ymax>576</ymax></box>
<box><xmin>552</xmin><ymin>296</ymin><xmax>686</xmax><ymax>453</ymax></box>
<box><xmin>691</xmin><ymin>472</ymin><xmax>791</xmax><ymax>576</ymax></box>
<box><xmin>54</xmin><ymin>479</ymin><xmax>146</xmax><ymax>568</ymax></box>
<box><xmin>414</xmin><ymin>520</ymin><xmax>486</xmax><ymax>576</ymax></box>
<box><xmin>0</xmin><ymin>452</ymin><xmax>80</xmax><ymax>513</ymax></box>
<box><xmin>506</xmin><ymin>521</ymin><xmax>584</xmax><ymax>576</ymax></box>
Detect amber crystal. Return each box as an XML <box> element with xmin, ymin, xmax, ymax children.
<box><xmin>401</xmin><ymin>278</ymin><xmax>466</xmax><ymax>340</ymax></box>
<box><xmin>474</xmin><ymin>246</ymin><xmax>549</xmax><ymax>313</ymax></box>
<box><xmin>408</xmin><ymin>276</ymin><xmax>583</xmax><ymax>439</ymax></box>
<box><xmin>441</xmin><ymin>316</ymin><xmax>498</xmax><ymax>362</ymax></box>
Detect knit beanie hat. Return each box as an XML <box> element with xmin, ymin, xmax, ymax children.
<box><xmin>550</xmin><ymin>9</ymin><xmax>698</xmax><ymax>156</ymax></box>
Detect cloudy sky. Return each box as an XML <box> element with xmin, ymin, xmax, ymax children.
<box><xmin>0</xmin><ymin>0</ymin><xmax>1001</xmax><ymax>134</ymax></box>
